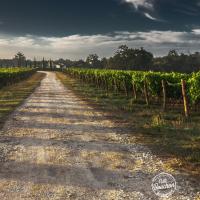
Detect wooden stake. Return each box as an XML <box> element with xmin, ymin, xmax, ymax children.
<box><xmin>123</xmin><ymin>80</ymin><xmax>128</xmax><ymax>96</ymax></box>
<box><xmin>144</xmin><ymin>79</ymin><xmax>149</xmax><ymax>106</ymax></box>
<box><xmin>132</xmin><ymin>82</ymin><xmax>137</xmax><ymax>100</ymax></box>
<box><xmin>162</xmin><ymin>80</ymin><xmax>166</xmax><ymax>111</ymax></box>
<box><xmin>114</xmin><ymin>79</ymin><xmax>117</xmax><ymax>92</ymax></box>
<box><xmin>181</xmin><ymin>79</ymin><xmax>189</xmax><ymax>118</ymax></box>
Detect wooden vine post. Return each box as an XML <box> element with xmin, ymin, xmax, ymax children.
<box><xmin>144</xmin><ymin>79</ymin><xmax>149</xmax><ymax>106</ymax></box>
<box><xmin>123</xmin><ymin>80</ymin><xmax>128</xmax><ymax>96</ymax></box>
<box><xmin>181</xmin><ymin>79</ymin><xmax>189</xmax><ymax>118</ymax></box>
<box><xmin>161</xmin><ymin>80</ymin><xmax>166</xmax><ymax>111</ymax></box>
<box><xmin>132</xmin><ymin>82</ymin><xmax>137</xmax><ymax>100</ymax></box>
<box><xmin>114</xmin><ymin>79</ymin><xmax>117</xmax><ymax>92</ymax></box>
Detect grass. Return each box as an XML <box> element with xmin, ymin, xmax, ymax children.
<box><xmin>56</xmin><ymin>72</ymin><xmax>200</xmax><ymax>177</ymax></box>
<box><xmin>0</xmin><ymin>72</ymin><xmax>45</xmax><ymax>129</ymax></box>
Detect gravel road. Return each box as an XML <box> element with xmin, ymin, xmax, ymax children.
<box><xmin>0</xmin><ymin>72</ymin><xmax>199</xmax><ymax>200</ymax></box>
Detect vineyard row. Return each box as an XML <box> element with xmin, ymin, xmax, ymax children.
<box><xmin>64</xmin><ymin>68</ymin><xmax>200</xmax><ymax>116</ymax></box>
<box><xmin>0</xmin><ymin>68</ymin><xmax>37</xmax><ymax>88</ymax></box>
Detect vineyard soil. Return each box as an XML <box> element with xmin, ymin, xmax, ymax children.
<box><xmin>0</xmin><ymin>72</ymin><xmax>199</xmax><ymax>199</ymax></box>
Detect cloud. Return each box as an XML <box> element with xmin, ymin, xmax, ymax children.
<box><xmin>120</xmin><ymin>0</ymin><xmax>161</xmax><ymax>21</ymax></box>
<box><xmin>192</xmin><ymin>29</ymin><xmax>200</xmax><ymax>34</ymax></box>
<box><xmin>121</xmin><ymin>0</ymin><xmax>154</xmax><ymax>10</ymax></box>
<box><xmin>144</xmin><ymin>13</ymin><xmax>158</xmax><ymax>21</ymax></box>
<box><xmin>0</xmin><ymin>30</ymin><xmax>200</xmax><ymax>59</ymax></box>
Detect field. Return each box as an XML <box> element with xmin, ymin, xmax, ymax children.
<box><xmin>0</xmin><ymin>69</ymin><xmax>199</xmax><ymax>199</ymax></box>
<box><xmin>60</xmin><ymin>68</ymin><xmax>200</xmax><ymax>175</ymax></box>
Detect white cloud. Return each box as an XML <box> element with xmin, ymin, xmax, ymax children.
<box><xmin>0</xmin><ymin>30</ymin><xmax>200</xmax><ymax>59</ymax></box>
<box><xmin>144</xmin><ymin>13</ymin><xmax>158</xmax><ymax>21</ymax></box>
<box><xmin>120</xmin><ymin>0</ymin><xmax>160</xmax><ymax>21</ymax></box>
<box><xmin>121</xmin><ymin>0</ymin><xmax>154</xmax><ymax>10</ymax></box>
<box><xmin>192</xmin><ymin>29</ymin><xmax>200</xmax><ymax>34</ymax></box>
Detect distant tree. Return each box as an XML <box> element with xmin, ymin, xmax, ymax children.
<box><xmin>29</xmin><ymin>60</ymin><xmax>32</xmax><ymax>68</ymax></box>
<box><xmin>168</xmin><ymin>49</ymin><xmax>179</xmax><ymax>57</ymax></box>
<box><xmin>132</xmin><ymin>47</ymin><xmax>153</xmax><ymax>70</ymax></box>
<box><xmin>116</xmin><ymin>45</ymin><xmax>129</xmax><ymax>56</ymax></box>
<box><xmin>33</xmin><ymin>57</ymin><xmax>37</xmax><ymax>68</ymax></box>
<box><xmin>101</xmin><ymin>57</ymin><xmax>108</xmax><ymax>68</ymax></box>
<box><xmin>42</xmin><ymin>57</ymin><xmax>47</xmax><ymax>69</ymax></box>
<box><xmin>65</xmin><ymin>59</ymin><xmax>73</xmax><ymax>67</ymax></box>
<box><xmin>86</xmin><ymin>54</ymin><xmax>102</xmax><ymax>68</ymax></box>
<box><xmin>74</xmin><ymin>59</ymin><xmax>87</xmax><ymax>68</ymax></box>
<box><xmin>5</xmin><ymin>47</ymin><xmax>200</xmax><ymax>72</ymax></box>
<box><xmin>108</xmin><ymin>45</ymin><xmax>153</xmax><ymax>70</ymax></box>
<box><xmin>14</xmin><ymin>52</ymin><xmax>26</xmax><ymax>67</ymax></box>
<box><xmin>153</xmin><ymin>49</ymin><xmax>200</xmax><ymax>72</ymax></box>
<box><xmin>50</xmin><ymin>59</ymin><xmax>53</xmax><ymax>70</ymax></box>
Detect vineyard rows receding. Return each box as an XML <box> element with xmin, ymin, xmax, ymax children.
<box><xmin>0</xmin><ymin>67</ymin><xmax>36</xmax><ymax>88</ymax></box>
<box><xmin>65</xmin><ymin>68</ymin><xmax>200</xmax><ymax>113</ymax></box>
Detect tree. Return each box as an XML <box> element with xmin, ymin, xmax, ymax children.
<box><xmin>116</xmin><ymin>45</ymin><xmax>129</xmax><ymax>56</ymax></box>
<box><xmin>108</xmin><ymin>45</ymin><xmax>153</xmax><ymax>70</ymax></box>
<box><xmin>33</xmin><ymin>57</ymin><xmax>37</xmax><ymax>68</ymax></box>
<box><xmin>86</xmin><ymin>54</ymin><xmax>97</xmax><ymax>65</ymax></box>
<box><xmin>42</xmin><ymin>57</ymin><xmax>47</xmax><ymax>69</ymax></box>
<box><xmin>101</xmin><ymin>57</ymin><xmax>108</xmax><ymax>69</ymax></box>
<box><xmin>86</xmin><ymin>54</ymin><xmax>102</xmax><ymax>68</ymax></box>
<box><xmin>152</xmin><ymin>49</ymin><xmax>200</xmax><ymax>72</ymax></box>
<box><xmin>74</xmin><ymin>59</ymin><xmax>87</xmax><ymax>68</ymax></box>
<box><xmin>14</xmin><ymin>52</ymin><xmax>26</xmax><ymax>67</ymax></box>
<box><xmin>132</xmin><ymin>47</ymin><xmax>153</xmax><ymax>70</ymax></box>
<box><xmin>49</xmin><ymin>59</ymin><xmax>53</xmax><ymax>70</ymax></box>
<box><xmin>168</xmin><ymin>49</ymin><xmax>179</xmax><ymax>57</ymax></box>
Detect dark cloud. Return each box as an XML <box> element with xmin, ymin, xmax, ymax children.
<box><xmin>0</xmin><ymin>0</ymin><xmax>200</xmax><ymax>58</ymax></box>
<box><xmin>0</xmin><ymin>0</ymin><xmax>199</xmax><ymax>36</ymax></box>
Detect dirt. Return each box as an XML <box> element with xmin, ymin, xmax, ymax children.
<box><xmin>0</xmin><ymin>72</ymin><xmax>199</xmax><ymax>200</ymax></box>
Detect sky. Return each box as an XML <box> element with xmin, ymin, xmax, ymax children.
<box><xmin>0</xmin><ymin>0</ymin><xmax>200</xmax><ymax>60</ymax></box>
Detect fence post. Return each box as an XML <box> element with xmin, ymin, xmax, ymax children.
<box><xmin>162</xmin><ymin>80</ymin><xmax>166</xmax><ymax>111</ymax></box>
<box><xmin>181</xmin><ymin>79</ymin><xmax>189</xmax><ymax>118</ymax></box>
<box><xmin>144</xmin><ymin>79</ymin><xmax>149</xmax><ymax>106</ymax></box>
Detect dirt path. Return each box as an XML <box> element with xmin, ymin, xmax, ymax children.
<box><xmin>0</xmin><ymin>72</ymin><xmax>199</xmax><ymax>200</ymax></box>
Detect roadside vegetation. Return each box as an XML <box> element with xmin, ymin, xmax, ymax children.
<box><xmin>0</xmin><ymin>71</ymin><xmax>45</xmax><ymax>128</ymax></box>
<box><xmin>0</xmin><ymin>67</ymin><xmax>36</xmax><ymax>88</ymax></box>
<box><xmin>57</xmin><ymin>71</ymin><xmax>200</xmax><ymax>177</ymax></box>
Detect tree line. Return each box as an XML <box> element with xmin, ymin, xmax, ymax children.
<box><xmin>82</xmin><ymin>46</ymin><xmax>200</xmax><ymax>73</ymax></box>
<box><xmin>1</xmin><ymin>46</ymin><xmax>200</xmax><ymax>72</ymax></box>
